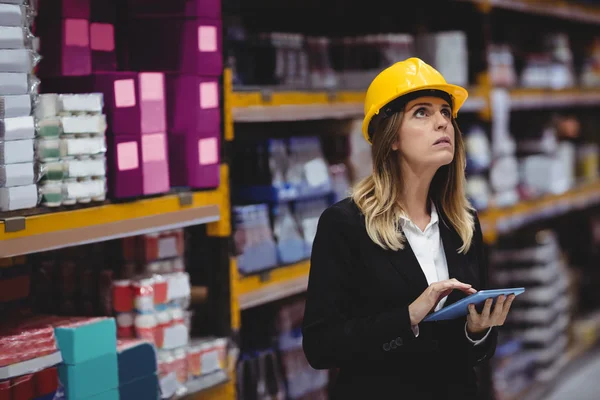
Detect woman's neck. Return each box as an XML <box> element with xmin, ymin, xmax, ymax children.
<box><xmin>399</xmin><ymin>163</ymin><xmax>436</xmax><ymax>230</ymax></box>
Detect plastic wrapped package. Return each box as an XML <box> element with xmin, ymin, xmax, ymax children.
<box><xmin>0</xmin><ymin>49</ymin><xmax>40</xmax><ymax>72</ymax></box>
<box><xmin>0</xmin><ymin>4</ymin><xmax>30</xmax><ymax>27</ymax></box>
<box><xmin>60</xmin><ymin>178</ymin><xmax>106</xmax><ymax>205</ymax></box>
<box><xmin>0</xmin><ymin>115</ymin><xmax>35</xmax><ymax>140</ymax></box>
<box><xmin>0</xmin><ymin>73</ymin><xmax>37</xmax><ymax>96</ymax></box>
<box><xmin>61</xmin><ymin>114</ymin><xmax>107</xmax><ymax>136</ymax></box>
<box><xmin>0</xmin><ymin>26</ymin><xmax>35</xmax><ymax>49</ymax></box>
<box><xmin>41</xmin><ymin>157</ymin><xmax>106</xmax><ymax>181</ymax></box>
<box><xmin>38</xmin><ymin>177</ymin><xmax>105</xmax><ymax>207</ymax></box>
<box><xmin>37</xmin><ymin>117</ymin><xmax>60</xmax><ymax>138</ymax></box>
<box><xmin>35</xmin><ymin>93</ymin><xmax>104</xmax><ymax>119</ymax></box>
<box><xmin>0</xmin><ymin>161</ymin><xmax>38</xmax><ymax>187</ymax></box>
<box><xmin>0</xmin><ymin>183</ymin><xmax>37</xmax><ymax>210</ymax></box>
<box><xmin>0</xmin><ymin>94</ymin><xmax>32</xmax><ymax>118</ymax></box>
<box><xmin>0</xmin><ymin>139</ymin><xmax>33</xmax><ymax>164</ymax></box>
<box><xmin>58</xmin><ymin>93</ymin><xmax>103</xmax><ymax>115</ymax></box>
<box><xmin>35</xmin><ymin>136</ymin><xmax>106</xmax><ymax>161</ymax></box>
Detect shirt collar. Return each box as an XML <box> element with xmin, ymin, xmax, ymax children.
<box><xmin>399</xmin><ymin>202</ymin><xmax>439</xmax><ymax>230</ymax></box>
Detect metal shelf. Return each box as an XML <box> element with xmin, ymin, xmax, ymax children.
<box><xmin>479</xmin><ymin>181</ymin><xmax>600</xmax><ymax>243</ymax></box>
<box><xmin>510</xmin><ymin>88</ymin><xmax>600</xmax><ymax>110</ymax></box>
<box><xmin>463</xmin><ymin>0</ymin><xmax>600</xmax><ymax>24</ymax></box>
<box><xmin>0</xmin><ymin>166</ymin><xmax>230</xmax><ymax>257</ymax></box>
<box><xmin>237</xmin><ymin>260</ymin><xmax>311</xmax><ymax>310</ymax></box>
<box><xmin>232</xmin><ymin>88</ymin><xmax>487</xmax><ymax>122</ymax></box>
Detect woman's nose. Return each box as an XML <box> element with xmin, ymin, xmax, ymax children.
<box><xmin>435</xmin><ymin>112</ymin><xmax>449</xmax><ymax>130</ymax></box>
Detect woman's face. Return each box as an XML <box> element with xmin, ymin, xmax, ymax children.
<box><xmin>392</xmin><ymin>96</ymin><xmax>455</xmax><ymax>171</ymax></box>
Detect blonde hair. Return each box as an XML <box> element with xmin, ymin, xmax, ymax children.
<box><xmin>351</xmin><ymin>111</ymin><xmax>475</xmax><ymax>253</ymax></box>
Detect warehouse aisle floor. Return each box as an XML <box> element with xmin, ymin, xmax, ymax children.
<box><xmin>536</xmin><ymin>346</ymin><xmax>600</xmax><ymax>400</ymax></box>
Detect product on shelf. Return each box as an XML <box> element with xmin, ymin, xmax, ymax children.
<box><xmin>233</xmin><ymin>203</ymin><xmax>278</xmax><ymax>274</ymax></box>
<box><xmin>40</xmin><ymin>72</ymin><xmax>171</xmax><ymax>198</ymax></box>
<box><xmin>0</xmin><ymin>2</ymin><xmax>40</xmax><ymax>212</ymax></box>
<box><xmin>415</xmin><ymin>30</ymin><xmax>468</xmax><ymax>87</ymax></box>
<box><xmin>490</xmin><ymin>230</ymin><xmax>574</xmax><ymax>385</ymax></box>
<box><xmin>520</xmin><ymin>33</ymin><xmax>576</xmax><ymax>90</ymax></box>
<box><xmin>488</xmin><ymin>44</ymin><xmax>517</xmax><ymax>88</ymax></box>
<box><xmin>35</xmin><ymin>93</ymin><xmax>108</xmax><ymax>207</ymax></box>
<box><xmin>232</xmin><ymin>136</ymin><xmax>332</xmax><ymax>203</ymax></box>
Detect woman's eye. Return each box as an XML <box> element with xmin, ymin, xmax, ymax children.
<box><xmin>414</xmin><ymin>108</ymin><xmax>427</xmax><ymax>117</ymax></box>
<box><xmin>441</xmin><ymin>108</ymin><xmax>451</xmax><ymax>117</ymax></box>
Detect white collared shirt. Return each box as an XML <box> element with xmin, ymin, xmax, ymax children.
<box><xmin>400</xmin><ymin>203</ymin><xmax>490</xmax><ymax>345</ymax></box>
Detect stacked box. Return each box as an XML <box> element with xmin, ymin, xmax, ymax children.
<box><xmin>35</xmin><ymin>0</ymin><xmax>92</xmax><ymax>77</ymax></box>
<box><xmin>34</xmin><ymin>93</ymin><xmax>107</xmax><ymax>207</ymax></box>
<box><xmin>53</xmin><ymin>317</ymin><xmax>120</xmax><ymax>399</ymax></box>
<box><xmin>40</xmin><ymin>72</ymin><xmax>171</xmax><ymax>199</ymax></box>
<box><xmin>0</xmin><ymin>1</ymin><xmax>41</xmax><ymax>211</ymax></box>
<box><xmin>125</xmin><ymin>0</ymin><xmax>222</xmax><ymax>189</ymax></box>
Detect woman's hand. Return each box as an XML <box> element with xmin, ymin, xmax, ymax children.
<box><xmin>409</xmin><ymin>279</ymin><xmax>477</xmax><ymax>326</ymax></box>
<box><xmin>467</xmin><ymin>295</ymin><xmax>515</xmax><ymax>335</ymax></box>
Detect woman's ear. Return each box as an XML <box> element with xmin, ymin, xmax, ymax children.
<box><xmin>391</xmin><ymin>139</ymin><xmax>399</xmax><ymax>152</ymax></box>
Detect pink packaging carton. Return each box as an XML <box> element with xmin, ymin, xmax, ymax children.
<box><xmin>36</xmin><ymin>18</ymin><xmax>92</xmax><ymax>77</ymax></box>
<box><xmin>41</xmin><ymin>72</ymin><xmax>166</xmax><ymax>135</ymax></box>
<box><xmin>90</xmin><ymin>22</ymin><xmax>117</xmax><ymax>71</ymax></box>
<box><xmin>141</xmin><ymin>132</ymin><xmax>170</xmax><ymax>195</ymax></box>
<box><xmin>127</xmin><ymin>18</ymin><xmax>222</xmax><ymax>76</ymax></box>
<box><xmin>109</xmin><ymin>135</ymin><xmax>143</xmax><ymax>198</ymax></box>
<box><xmin>127</xmin><ymin>0</ymin><xmax>221</xmax><ymax>19</ymax></box>
<box><xmin>165</xmin><ymin>74</ymin><xmax>220</xmax><ymax>135</ymax></box>
<box><xmin>168</xmin><ymin>131</ymin><xmax>220</xmax><ymax>189</ymax></box>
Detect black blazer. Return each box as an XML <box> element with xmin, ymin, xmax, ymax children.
<box><xmin>302</xmin><ymin>198</ymin><xmax>497</xmax><ymax>400</ymax></box>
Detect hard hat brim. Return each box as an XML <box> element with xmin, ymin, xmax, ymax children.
<box><xmin>361</xmin><ymin>83</ymin><xmax>469</xmax><ymax>144</ymax></box>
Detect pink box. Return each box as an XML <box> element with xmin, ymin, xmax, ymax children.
<box><xmin>165</xmin><ymin>75</ymin><xmax>221</xmax><ymax>135</ymax></box>
<box><xmin>127</xmin><ymin>18</ymin><xmax>222</xmax><ymax>76</ymax></box>
<box><xmin>90</xmin><ymin>22</ymin><xmax>117</xmax><ymax>71</ymax></box>
<box><xmin>168</xmin><ymin>131</ymin><xmax>220</xmax><ymax>189</ymax></box>
<box><xmin>109</xmin><ymin>135</ymin><xmax>143</xmax><ymax>198</ymax></box>
<box><xmin>37</xmin><ymin>0</ymin><xmax>90</xmax><ymax>19</ymax></box>
<box><xmin>127</xmin><ymin>0</ymin><xmax>221</xmax><ymax>19</ymax></box>
<box><xmin>141</xmin><ymin>132</ymin><xmax>171</xmax><ymax>195</ymax></box>
<box><xmin>36</xmin><ymin>19</ymin><xmax>92</xmax><ymax>77</ymax></box>
<box><xmin>40</xmin><ymin>72</ymin><xmax>166</xmax><ymax>135</ymax></box>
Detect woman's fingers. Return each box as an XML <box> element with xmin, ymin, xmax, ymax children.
<box><xmin>491</xmin><ymin>295</ymin><xmax>505</xmax><ymax>323</ymax></box>
<box><xmin>468</xmin><ymin>304</ymin><xmax>478</xmax><ymax>320</ymax></box>
<box><xmin>481</xmin><ymin>298</ymin><xmax>493</xmax><ymax>319</ymax></box>
<box><xmin>500</xmin><ymin>294</ymin><xmax>516</xmax><ymax>321</ymax></box>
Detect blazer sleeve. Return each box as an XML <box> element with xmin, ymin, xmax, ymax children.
<box><xmin>302</xmin><ymin>205</ymin><xmax>437</xmax><ymax>370</ymax></box>
<box><xmin>465</xmin><ymin>212</ymin><xmax>498</xmax><ymax>366</ymax></box>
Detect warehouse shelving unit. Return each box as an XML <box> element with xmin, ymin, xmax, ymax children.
<box><xmin>224</xmin><ymin>0</ymin><xmax>600</xmax><ymax>398</ymax></box>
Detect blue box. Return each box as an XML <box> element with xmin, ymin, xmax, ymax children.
<box><xmin>119</xmin><ymin>374</ymin><xmax>159</xmax><ymax>400</ymax></box>
<box><xmin>58</xmin><ymin>353</ymin><xmax>119</xmax><ymax>399</ymax></box>
<box><xmin>117</xmin><ymin>341</ymin><xmax>157</xmax><ymax>385</ymax></box>
<box><xmin>54</xmin><ymin>318</ymin><xmax>117</xmax><ymax>365</ymax></box>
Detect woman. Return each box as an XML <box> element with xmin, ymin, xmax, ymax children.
<box><xmin>302</xmin><ymin>58</ymin><xmax>515</xmax><ymax>399</ymax></box>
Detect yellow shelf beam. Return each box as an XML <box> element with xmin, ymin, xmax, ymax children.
<box><xmin>510</xmin><ymin>88</ymin><xmax>600</xmax><ymax>110</ymax></box>
<box><xmin>0</xmin><ymin>165</ymin><xmax>231</xmax><ymax>257</ymax></box>
<box><xmin>479</xmin><ymin>181</ymin><xmax>600</xmax><ymax>243</ymax></box>
<box><xmin>237</xmin><ymin>260</ymin><xmax>311</xmax><ymax>310</ymax></box>
<box><xmin>232</xmin><ymin>89</ymin><xmax>487</xmax><ymax>122</ymax></box>
<box><xmin>463</xmin><ymin>0</ymin><xmax>600</xmax><ymax>24</ymax></box>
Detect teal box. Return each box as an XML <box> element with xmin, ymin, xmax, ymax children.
<box><xmin>58</xmin><ymin>353</ymin><xmax>119</xmax><ymax>399</ymax></box>
<box><xmin>54</xmin><ymin>318</ymin><xmax>117</xmax><ymax>365</ymax></box>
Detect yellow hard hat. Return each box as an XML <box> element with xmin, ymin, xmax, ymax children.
<box><xmin>361</xmin><ymin>57</ymin><xmax>469</xmax><ymax>144</ymax></box>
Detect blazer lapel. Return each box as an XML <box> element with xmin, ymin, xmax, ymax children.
<box><xmin>382</xmin><ymin>237</ymin><xmax>430</xmax><ymax>301</ymax></box>
<box><xmin>438</xmin><ymin>210</ymin><xmax>469</xmax><ymax>307</ymax></box>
